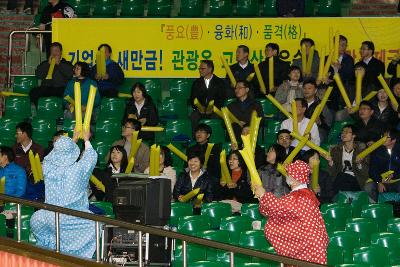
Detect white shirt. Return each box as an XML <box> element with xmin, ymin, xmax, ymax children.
<box><xmin>108</xmin><ymin>163</ymin><xmax>121</xmax><ymax>174</ymax></box>
<box><xmin>338</xmin><ymin>54</ymin><xmax>343</xmax><ymax>64</ymax></box>
<box><xmin>190</xmin><ymin>169</ymin><xmax>203</xmax><ymax>188</ymax></box>
<box><xmin>239</xmin><ymin>61</ymin><xmax>249</xmax><ymax>69</ymax></box>
<box><xmin>342</xmin><ymin>147</ymin><xmax>354</xmax><ymax>176</ymax></box>
<box><xmin>291</xmin><ymin>184</ymin><xmax>308</xmax><ymax>192</ymax></box>
<box><xmin>363</xmin><ymin>56</ymin><xmax>372</xmax><ymax>65</ymax></box>
<box><xmin>204</xmin><ymin>75</ymin><xmax>213</xmax><ymax>88</ymax></box>
<box><xmin>135</xmin><ymin>100</ymin><xmax>145</xmax><ymax>116</ymax></box>
<box><xmin>307</xmin><ymin>100</ymin><xmax>315</xmax><ymax>108</ymax></box>
<box><xmin>280</xmin><ymin>117</ymin><xmax>320</xmax><ymax>150</ymax></box>
<box><xmin>22</xmin><ymin>140</ymin><xmax>33</xmax><ymax>153</ymax></box>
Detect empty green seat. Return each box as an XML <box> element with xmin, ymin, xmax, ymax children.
<box><xmin>237</xmin><ymin>230</ymin><xmax>276</xmax><ymax>265</ymax></box>
<box><xmin>173</xmin><ymin>244</ymin><xmax>207</xmax><ymax>266</ymax></box>
<box><xmin>118</xmin><ymin>78</ymin><xmax>135</xmax><ymax>95</ymax></box>
<box><xmin>93</xmin><ymin>140</ymin><xmax>113</xmax><ymax>168</ymax></box>
<box><xmin>236</xmin><ymin>0</ymin><xmax>258</xmax><ymax>16</ymax></box>
<box><xmin>90</xmin><ymin>201</ymin><xmax>114</xmax><ymax>217</ymax></box>
<box><xmin>31</xmin><ymin>118</ymin><xmax>57</xmax><ymax>147</ymax></box>
<box><xmin>387</xmin><ymin>218</ymin><xmax>400</xmax><ymax>233</ymax></box>
<box><xmin>0</xmin><ymin>117</ymin><xmax>19</xmax><ymax>141</ymax></box>
<box><xmin>5</xmin><ymin>96</ymin><xmax>31</xmax><ymax>119</ymax></box>
<box><xmin>261</xmin><ymin>0</ymin><xmax>277</xmax><ymax>17</ymax></box>
<box><xmin>177</xmin><ymin>215</ymin><xmax>211</xmax><ymax>235</ymax></box>
<box><xmin>317</xmin><ymin>0</ymin><xmax>341</xmax><ymax>16</ymax></box>
<box><xmin>345</xmin><ymin>218</ymin><xmax>378</xmax><ymax>246</ymax></box>
<box><xmin>147</xmin><ymin>0</ymin><xmax>171</xmax><ymax>17</ymax></box>
<box><xmin>164</xmin><ymin>119</ymin><xmax>192</xmax><ymax>142</ymax></box>
<box><xmin>361</xmin><ymin>203</ymin><xmax>393</xmax><ymax>232</ymax></box>
<box><xmin>66</xmin><ymin>0</ymin><xmax>91</xmax><ymax>17</ymax></box>
<box><xmin>258</xmin><ymin>98</ymin><xmax>279</xmax><ymax>118</ymax></box>
<box><xmin>335</xmin><ymin>191</ymin><xmax>369</xmax><ymax>217</ymax></box>
<box><xmin>220</xmin><ymin>216</ymin><xmax>253</xmax><ymax>244</ymax></box>
<box><xmin>62</xmin><ymin>118</ymin><xmax>75</xmax><ymax>138</ymax></box>
<box><xmin>0</xmin><ymin>214</ymin><xmax>6</xmax><ymax>237</ymax></box>
<box><xmin>170</xmin><ymin>202</ymin><xmax>193</xmax><ymax>227</ymax></box>
<box><xmin>304</xmin><ymin>0</ymin><xmax>314</xmax><ymax>16</ymax></box>
<box><xmin>120</xmin><ymin>0</ymin><xmax>144</xmax><ymax>17</ymax></box>
<box><xmin>241</xmin><ymin>203</ymin><xmax>262</xmax><ymax>220</ymax></box>
<box><xmin>352</xmin><ymin>245</ymin><xmax>390</xmax><ymax>266</ymax></box>
<box><xmin>159</xmin><ymin>98</ymin><xmax>189</xmax><ymax>120</ymax></box>
<box><xmin>208</xmin><ymin>0</ymin><xmax>232</xmax><ymax>17</ymax></box>
<box><xmin>265</xmin><ymin>120</ymin><xmax>281</xmax><ymax>135</ymax></box>
<box><xmin>198</xmin><ymin>119</ymin><xmax>225</xmax><ymax>144</ymax></box>
<box><xmin>321</xmin><ymin>203</ymin><xmax>352</xmax><ymax>230</ymax></box>
<box><xmin>137</xmin><ymin>78</ymin><xmax>162</xmax><ymax>104</ymax></box>
<box><xmin>179</xmin><ymin>0</ymin><xmax>203</xmax><ymax>17</ymax></box>
<box><xmin>13</xmin><ymin>76</ymin><xmax>38</xmax><ymax>94</ymax></box>
<box><xmin>188</xmin><ymin>261</ymin><xmax>221</xmax><ymax>267</ymax></box>
<box><xmin>371</xmin><ymin>232</ymin><xmax>400</xmax><ymax>264</ymax></box>
<box><xmin>328</xmin><ymin>244</ymin><xmax>344</xmax><ymax>266</ymax></box>
<box><xmin>37</xmin><ymin>97</ymin><xmax>63</xmax><ymax>119</ymax></box>
<box><xmin>169</xmin><ymin>79</ymin><xmax>192</xmax><ymax>103</ymax></box>
<box><xmin>4</xmin><ymin>203</ymin><xmax>35</xmax><ymax>215</ymax></box>
<box><xmin>92</xmin><ymin>0</ymin><xmax>117</xmax><ymax>17</ymax></box>
<box><xmin>98</xmin><ymin>97</ymin><xmax>126</xmax><ymax>120</ymax></box>
<box><xmin>196</xmin><ymin>230</ymin><xmax>230</xmax><ymax>262</ymax></box>
<box><xmin>329</xmin><ymin>231</ymin><xmax>361</xmax><ymax>264</ymax></box>
<box><xmin>201</xmin><ymin>202</ymin><xmax>232</xmax><ymax>229</ymax></box>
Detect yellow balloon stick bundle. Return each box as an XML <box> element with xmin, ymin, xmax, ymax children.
<box><xmin>317</xmin><ymin>47</ymin><xmax>325</xmax><ymax>81</ymax></box>
<box><xmin>356</xmin><ymin>136</ymin><xmax>387</xmax><ymax>161</ymax></box>
<box><xmin>129</xmin><ymin>131</ymin><xmax>142</xmax><ymax>160</ymax></box>
<box><xmin>45</xmin><ymin>57</ymin><xmax>56</xmax><ymax>80</ymax></box>
<box><xmin>322</xmin><ymin>50</ymin><xmax>334</xmax><ymax>80</ymax></box>
<box><xmin>239</xmin><ymin>135</ymin><xmax>262</xmax><ymax>188</ymax></box>
<box><xmin>224</xmin><ymin>107</ymin><xmax>240</xmax><ymax>125</ymax></box>
<box><xmin>246</xmin><ymin>72</ymin><xmax>255</xmax><ymax>82</ymax></box>
<box><xmin>203</xmin><ymin>143</ymin><xmax>214</xmax><ymax>169</ymax></box>
<box><xmin>378</xmin><ymin>74</ymin><xmax>399</xmax><ymax>111</ymax></box>
<box><xmin>90</xmin><ymin>175</ymin><xmax>105</xmax><ymax>192</ymax></box>
<box><xmin>149</xmin><ymin>145</ymin><xmax>160</xmax><ymax>176</ymax></box>
<box><xmin>219</xmin><ymin>150</ymin><xmax>232</xmax><ymax>185</ymax></box>
<box><xmin>220</xmin><ymin>54</ymin><xmax>236</xmax><ymax>87</ymax></box>
<box><xmin>96</xmin><ymin>46</ymin><xmax>106</xmax><ymax>78</ymax></box>
<box><xmin>306</xmin><ymin>46</ymin><xmax>315</xmax><ymax>76</ymax></box>
<box><xmin>74</xmin><ymin>82</ymin><xmax>83</xmax><ymax>136</ymax></box>
<box><xmin>290</xmin><ymin>132</ymin><xmax>330</xmax><ymax>158</ymax></box>
<box><xmin>64</xmin><ymin>95</ymin><xmax>75</xmax><ymax>113</ymax></box>
<box><xmin>0</xmin><ymin>92</ymin><xmax>28</xmax><ymax>97</ymax></box>
<box><xmin>221</xmin><ymin>107</ymin><xmax>238</xmax><ymax>147</ymax></box>
<box><xmin>141</xmin><ymin>126</ymin><xmax>164</xmax><ymax>132</ymax></box>
<box><xmin>266</xmin><ymin>94</ymin><xmax>292</xmax><ymax>119</ymax></box>
<box><xmin>254</xmin><ymin>63</ymin><xmax>266</xmax><ymax>94</ymax></box>
<box><xmin>193</xmin><ymin>193</ymin><xmax>204</xmax><ymax>207</ymax></box>
<box><xmin>311</xmin><ymin>159</ymin><xmax>319</xmax><ymax>192</ymax></box>
<box><xmin>268</xmin><ymin>56</ymin><xmax>274</xmax><ymax>91</ymax></box>
<box><xmin>301</xmin><ymin>44</ymin><xmax>307</xmax><ymax>75</ymax></box>
<box><xmin>35</xmin><ymin>153</ymin><xmax>43</xmax><ymax>180</ymax></box>
<box><xmin>206</xmin><ymin>100</ymin><xmax>214</xmax><ymax>114</ymax></box>
<box><xmin>355</xmin><ymin>70</ymin><xmax>362</xmax><ymax>107</ymax></box>
<box><xmin>284</xmin><ymin>134</ymin><xmax>309</xmax><ymax>164</ymax></box>
<box><xmin>167</xmin><ymin>143</ymin><xmax>187</xmax><ymax>162</ymax></box>
<box><xmin>249</xmin><ymin>111</ymin><xmax>261</xmax><ymax>155</ymax></box>
<box><xmin>125</xmin><ymin>157</ymin><xmax>134</xmax><ymax>174</ymax></box>
<box><xmin>363</xmin><ymin>91</ymin><xmax>378</xmax><ymax>102</ymax></box>
<box><xmin>304</xmin><ymin>104</ymin><xmax>322</xmax><ymax>135</ymax></box>
<box><xmin>181</xmin><ymin>188</ymin><xmax>200</xmax><ymax>202</ymax></box>
<box><xmin>194</xmin><ymin>98</ymin><xmax>206</xmax><ymax>114</ymax></box>
<box><xmin>381</xmin><ymin>170</ymin><xmax>394</xmax><ymax>182</ymax></box>
<box><xmin>333</xmin><ymin>73</ymin><xmax>352</xmax><ymax>109</ymax></box>
<box><xmin>29</xmin><ymin>150</ymin><xmax>40</xmax><ymax>184</ymax></box>
<box><xmin>291</xmin><ymin>100</ymin><xmax>298</xmax><ymax>134</ymax></box>
<box><xmin>83</xmin><ymin>85</ymin><xmax>97</xmax><ymax>132</ymax></box>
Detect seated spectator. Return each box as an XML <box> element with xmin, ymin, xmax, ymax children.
<box><xmin>63</xmin><ymin>61</ymin><xmax>101</xmax><ymax>120</ymax></box>
<box><xmin>91</xmin><ymin>145</ymin><xmax>127</xmax><ymax>202</ymax></box>
<box><xmin>0</xmin><ymin>146</ymin><xmax>27</xmax><ymax>197</ymax></box>
<box><xmin>144</xmin><ymin>146</ymin><xmax>176</xmax><ymax>193</ymax></box>
<box><xmin>292</xmin><ymin>38</ymin><xmax>320</xmax><ymax>80</ymax></box>
<box><xmin>301</xmin><ymin>149</ymin><xmax>333</xmax><ymax>204</ymax></box>
<box><xmin>12</xmin><ymin>122</ymin><xmax>44</xmax><ymax>201</ymax></box>
<box><xmin>258</xmin><ymin>144</ymin><xmax>289</xmax><ymax>198</ymax></box>
<box><xmin>107</xmin><ymin>118</ymin><xmax>149</xmax><ymax>173</ymax></box>
<box><xmin>190</xmin><ymin>60</ymin><xmax>226</xmax><ymax>133</ymax></box>
<box><xmin>369</xmin><ymin>128</ymin><xmax>400</xmax><ymax>199</ymax></box>
<box><xmin>303</xmin><ymin>79</ymin><xmax>333</xmax><ymax>143</ymax></box>
<box><xmin>372</xmin><ymin>88</ymin><xmax>398</xmax><ymax>125</ymax></box>
<box><xmin>351</xmin><ymin>100</ymin><xmax>385</xmax><ymax>145</ymax></box>
<box><xmin>44</xmin><ymin>130</ymin><xmax>68</xmax><ymax>156</ymax></box>
<box><xmin>124</xmin><ymin>82</ymin><xmax>158</xmax><ymax>141</ymax></box>
<box><xmin>29</xmin><ymin>42</ymin><xmax>73</xmax><ymax>106</ymax></box>
<box><xmin>219</xmin><ymin>150</ymin><xmax>253</xmax><ymax>203</ymax></box>
<box><xmin>280</xmin><ymin>98</ymin><xmax>320</xmax><ymax>150</ymax></box>
<box><xmin>393</xmin><ymin>78</ymin><xmax>400</xmax><ymax>103</ymax></box>
<box><xmin>358</xmin><ymin>41</ymin><xmax>385</xmax><ymax>90</ymax></box>
<box><xmin>276</xmin><ymin>129</ymin><xmax>295</xmax><ymax>156</ymax></box>
<box><xmin>227</xmin><ymin>80</ymin><xmax>263</xmax><ymax>140</ymax></box>
<box><xmin>173</xmin><ymin>152</ymin><xmax>214</xmax><ymax>204</ymax></box>
<box><xmin>327</xmin><ymin>124</ymin><xmax>372</xmax><ymax>200</ymax></box>
<box><xmin>388</xmin><ymin>55</ymin><xmax>399</xmax><ymax>88</ymax></box>
<box><xmin>186</xmin><ymin>123</ymin><xmax>221</xmax><ymax>184</ymax></box>
<box><xmin>274</xmin><ymin>65</ymin><xmax>303</xmax><ymax>112</ymax></box>
<box><xmin>90</xmin><ymin>44</ymin><xmax>124</xmax><ymax>98</ymax></box>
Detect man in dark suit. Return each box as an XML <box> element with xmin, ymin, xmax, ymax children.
<box><xmin>358</xmin><ymin>41</ymin><xmax>385</xmax><ymax>90</ymax></box>
<box><xmin>255</xmin><ymin>43</ymin><xmax>290</xmax><ymax>96</ymax></box>
<box><xmin>226</xmin><ymin>45</ymin><xmax>255</xmax><ymax>98</ymax></box>
<box><xmin>190</xmin><ymin>60</ymin><xmax>227</xmax><ymax>134</ymax></box>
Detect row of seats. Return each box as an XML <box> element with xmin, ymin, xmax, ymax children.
<box><xmin>37</xmin><ymin>0</ymin><xmax>345</xmax><ymax>18</ymax></box>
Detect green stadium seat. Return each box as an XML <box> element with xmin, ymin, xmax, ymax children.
<box><xmin>170</xmin><ymin>202</ymin><xmax>193</xmax><ymax>227</ymax></box>
<box><xmin>352</xmin><ymin>245</ymin><xmax>390</xmax><ymax>266</ymax></box>
<box><xmin>4</xmin><ymin>203</ymin><xmax>35</xmax><ymax>215</ymax></box>
<box><xmin>195</xmin><ymin>230</ymin><xmax>230</xmax><ymax>262</ymax></box>
<box><xmin>5</xmin><ymin>96</ymin><xmax>31</xmax><ymax>120</ymax></box>
<box><xmin>328</xmin><ymin>244</ymin><xmax>344</xmax><ymax>266</ymax></box>
<box><xmin>164</xmin><ymin>119</ymin><xmax>192</xmax><ymax>142</ymax></box>
<box><xmin>371</xmin><ymin>232</ymin><xmax>400</xmax><ymax>264</ymax></box>
<box><xmin>261</xmin><ymin>0</ymin><xmax>277</xmax><ymax>17</ymax></box>
<box><xmin>0</xmin><ymin>214</ymin><xmax>6</xmax><ymax>237</ymax></box>
<box><xmin>159</xmin><ymin>98</ymin><xmax>188</xmax><ymax>120</ymax></box>
<box><xmin>62</xmin><ymin>118</ymin><xmax>75</xmax><ymax>138</ymax></box>
<box><xmin>334</xmin><ymin>264</ymin><xmax>366</xmax><ymax>267</ymax></box>
<box><xmin>258</xmin><ymin>98</ymin><xmax>279</xmax><ymax>118</ymax></box>
<box><xmin>137</xmin><ymin>78</ymin><xmax>162</xmax><ymax>104</ymax></box>
<box><xmin>345</xmin><ymin>218</ymin><xmax>379</xmax><ymax>246</ymax></box>
<box><xmin>147</xmin><ymin>0</ymin><xmax>171</xmax><ymax>17</ymax></box>
<box><xmin>321</xmin><ymin>203</ymin><xmax>352</xmax><ymax>230</ymax></box>
<box><xmin>361</xmin><ymin>203</ymin><xmax>393</xmax><ymax>232</ymax></box>
<box><xmin>236</xmin><ymin>0</ymin><xmax>258</xmax><ymax>17</ymax></box>
<box><xmin>37</xmin><ymin>97</ymin><xmax>63</xmax><ymax>119</ymax></box>
<box><xmin>120</xmin><ymin>0</ymin><xmax>144</xmax><ymax>17</ymax></box>
<box><xmin>324</xmin><ymin>218</ymin><xmax>337</xmax><ymax>233</ymax></box>
<box><xmin>241</xmin><ymin>203</ymin><xmax>262</xmax><ymax>220</ymax></box>
<box><xmin>317</xmin><ymin>0</ymin><xmax>341</xmax><ymax>16</ymax></box>
<box><xmin>31</xmin><ymin>118</ymin><xmax>57</xmax><ymax>147</ymax></box>
<box><xmin>198</xmin><ymin>119</ymin><xmax>226</xmax><ymax>144</ymax></box>
<box><xmin>12</xmin><ymin>214</ymin><xmax>32</xmax><ymax>242</ymax></box>
<box><xmin>208</xmin><ymin>0</ymin><xmax>232</xmax><ymax>17</ymax></box>
<box><xmin>220</xmin><ymin>216</ymin><xmax>253</xmax><ymax>244</ymax></box>
<box><xmin>118</xmin><ymin>78</ymin><xmax>135</xmax><ymax>95</ymax></box>
<box><xmin>98</xmin><ymin>97</ymin><xmax>126</xmax><ymax>120</ymax></box>
<box><xmin>387</xmin><ymin>218</ymin><xmax>400</xmax><ymax>233</ymax></box>
<box><xmin>304</xmin><ymin>0</ymin><xmax>315</xmax><ymax>16</ymax></box>
<box><xmin>177</xmin><ymin>215</ymin><xmax>211</xmax><ymax>235</ymax></box>
<box><xmin>93</xmin><ymin>140</ymin><xmax>113</xmax><ymax>168</ymax></box>
<box><xmin>237</xmin><ymin>230</ymin><xmax>277</xmax><ymax>265</ymax></box>
<box><xmin>90</xmin><ymin>201</ymin><xmax>114</xmax><ymax>217</ymax></box>
<box><xmin>92</xmin><ymin>0</ymin><xmax>117</xmax><ymax>17</ymax></box>
<box><xmin>188</xmin><ymin>261</ymin><xmax>221</xmax><ymax>267</ymax></box>
<box><xmin>0</xmin><ymin>117</ymin><xmax>19</xmax><ymax>142</ymax></box>
<box><xmin>66</xmin><ymin>0</ymin><xmax>91</xmax><ymax>17</ymax></box>
<box><xmin>328</xmin><ymin>119</ymin><xmax>354</xmax><ymax>144</ymax></box>
<box><xmin>179</xmin><ymin>0</ymin><xmax>203</xmax><ymax>17</ymax></box>
<box><xmin>173</xmin><ymin>244</ymin><xmax>207</xmax><ymax>266</ymax></box>
<box><xmin>329</xmin><ymin>231</ymin><xmax>361</xmax><ymax>264</ymax></box>
<box><xmin>169</xmin><ymin>79</ymin><xmax>192</xmax><ymax>103</ymax></box>
<box><xmin>224</xmin><ymin>98</ymin><xmax>236</xmax><ymax>107</ymax></box>
<box><xmin>335</xmin><ymin>191</ymin><xmax>369</xmax><ymax>217</ymax></box>
<box><xmin>13</xmin><ymin>76</ymin><xmax>38</xmax><ymax>94</ymax></box>
<box><xmin>265</xmin><ymin>120</ymin><xmax>281</xmax><ymax>135</ymax></box>
<box><xmin>201</xmin><ymin>202</ymin><xmax>232</xmax><ymax>229</ymax></box>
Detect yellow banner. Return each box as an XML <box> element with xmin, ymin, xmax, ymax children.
<box><xmin>52</xmin><ymin>18</ymin><xmax>400</xmax><ymax>78</ymax></box>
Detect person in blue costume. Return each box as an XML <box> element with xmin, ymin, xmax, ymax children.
<box><xmin>0</xmin><ymin>146</ymin><xmax>27</xmax><ymax>197</ymax></box>
<box><xmin>30</xmin><ymin>129</ymin><xmax>98</xmax><ymax>258</ymax></box>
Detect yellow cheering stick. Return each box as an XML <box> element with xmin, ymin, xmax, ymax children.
<box><xmin>219</xmin><ymin>150</ymin><xmax>232</xmax><ymax>186</ymax></box>
<box><xmin>28</xmin><ymin>150</ymin><xmax>40</xmax><ymax>184</ymax></box>
<box><xmin>167</xmin><ymin>143</ymin><xmax>187</xmax><ymax>162</ymax></box>
<box><xmin>378</xmin><ymin>74</ymin><xmax>399</xmax><ymax>110</ymax></box>
<box><xmin>225</xmin><ymin>108</ymin><xmax>240</xmax><ymax>125</ymax></box>
<box><xmin>221</xmin><ymin>107</ymin><xmax>238</xmax><ymax>147</ymax></box>
<box><xmin>290</xmin><ymin>132</ymin><xmax>330</xmax><ymax>159</ymax></box>
<box><xmin>203</xmin><ymin>143</ymin><xmax>214</xmax><ymax>169</ymax></box>
<box><xmin>355</xmin><ymin>70</ymin><xmax>362</xmax><ymax>107</ymax></box>
<box><xmin>74</xmin><ymin>82</ymin><xmax>83</xmax><ymax>137</ymax></box>
<box><xmin>90</xmin><ymin>175</ymin><xmax>105</xmax><ymax>192</ymax></box>
<box><xmin>35</xmin><ymin>153</ymin><xmax>43</xmax><ymax>180</ymax></box>
<box><xmin>180</xmin><ymin>188</ymin><xmax>200</xmax><ymax>202</ymax></box>
<box><xmin>301</xmin><ymin>44</ymin><xmax>307</xmax><ymax>75</ymax></box>
<box><xmin>276</xmin><ymin>163</ymin><xmax>287</xmax><ymax>177</ymax></box>
<box><xmin>284</xmin><ymin>134</ymin><xmax>309</xmax><ymax>164</ymax></box>
<box><xmin>268</xmin><ymin>56</ymin><xmax>274</xmax><ymax>91</ymax></box>
<box><xmin>356</xmin><ymin>136</ymin><xmax>387</xmax><ymax>161</ymax></box>
<box><xmin>0</xmin><ymin>176</ymin><xmax>4</xmax><ymax>204</ymax></box>
<box><xmin>151</xmin><ymin>145</ymin><xmax>161</xmax><ymax>176</ymax></box>
<box><xmin>311</xmin><ymin>159</ymin><xmax>319</xmax><ymax>192</ymax></box>
<box><xmin>239</xmin><ymin>135</ymin><xmax>262</xmax><ymax>189</ymax></box>
<box><xmin>306</xmin><ymin>46</ymin><xmax>315</xmax><ymax>75</ymax></box>
<box><xmin>194</xmin><ymin>98</ymin><xmax>206</xmax><ymax>113</ymax></box>
<box><xmin>83</xmin><ymin>85</ymin><xmax>97</xmax><ymax>132</ymax></box>
<box><xmin>45</xmin><ymin>57</ymin><xmax>56</xmax><ymax>80</ymax></box>
<box><xmin>381</xmin><ymin>170</ymin><xmax>394</xmax><ymax>182</ymax></box>
<box><xmin>213</xmin><ymin>106</ymin><xmax>223</xmax><ymax>119</ymax></box>
<box><xmin>291</xmin><ymin>100</ymin><xmax>298</xmax><ymax>134</ymax></box>
<box><xmin>64</xmin><ymin>95</ymin><xmax>75</xmax><ymax>113</ymax></box>
<box><xmin>333</xmin><ymin>73</ymin><xmax>352</xmax><ymax>109</ymax></box>
<box><xmin>266</xmin><ymin>94</ymin><xmax>292</xmax><ymax>119</ymax></box>
<box><xmin>118</xmin><ymin>93</ymin><xmax>131</xmax><ymax>98</ymax></box>
<box><xmin>397</xmin><ymin>64</ymin><xmax>400</xmax><ymax>78</ymax></box>
<box><xmin>206</xmin><ymin>100</ymin><xmax>214</xmax><ymax>114</ymax></box>
<box><xmin>128</xmin><ymin>131</ymin><xmax>139</xmax><ymax>159</ymax></box>
<box><xmin>320</xmin><ymin>86</ymin><xmax>333</xmax><ymax>109</ymax></box>
<box><xmin>0</xmin><ymin>92</ymin><xmax>28</xmax><ymax>97</ymax></box>
<box><xmin>96</xmin><ymin>46</ymin><xmax>106</xmax><ymax>78</ymax></box>
<box><xmin>363</xmin><ymin>91</ymin><xmax>378</xmax><ymax>102</ymax></box>
<box><xmin>249</xmin><ymin>111</ymin><xmax>261</xmax><ymax>155</ymax></box>
<box><xmin>125</xmin><ymin>157</ymin><xmax>135</xmax><ymax>174</ymax></box>
<box><xmin>141</xmin><ymin>126</ymin><xmax>164</xmax><ymax>132</ymax></box>
<box><xmin>322</xmin><ymin>50</ymin><xmax>334</xmax><ymax>80</ymax></box>
<box><xmin>193</xmin><ymin>193</ymin><xmax>204</xmax><ymax>208</ymax></box>
<box><xmin>304</xmin><ymin>104</ymin><xmax>322</xmax><ymax>135</ymax></box>
<box><xmin>246</xmin><ymin>72</ymin><xmax>255</xmax><ymax>82</ymax></box>
<box><xmin>317</xmin><ymin>47</ymin><xmax>325</xmax><ymax>81</ymax></box>
<box><xmin>254</xmin><ymin>63</ymin><xmax>266</xmax><ymax>94</ymax></box>
<box><xmin>220</xmin><ymin>54</ymin><xmax>236</xmax><ymax>87</ymax></box>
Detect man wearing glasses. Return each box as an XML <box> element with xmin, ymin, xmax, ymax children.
<box><xmin>358</xmin><ymin>41</ymin><xmax>385</xmax><ymax>90</ymax></box>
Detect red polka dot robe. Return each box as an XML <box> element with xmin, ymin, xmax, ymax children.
<box><xmin>259</xmin><ymin>188</ymin><xmax>328</xmax><ymax>264</ymax></box>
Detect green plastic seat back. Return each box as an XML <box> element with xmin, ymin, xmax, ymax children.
<box><xmin>170</xmin><ymin>202</ymin><xmax>193</xmax><ymax>227</ymax></box>
<box><xmin>5</xmin><ymin>96</ymin><xmax>31</xmax><ymax>119</ymax></box>
<box><xmin>317</xmin><ymin>0</ymin><xmax>341</xmax><ymax>16</ymax></box>
<box><xmin>173</xmin><ymin>244</ymin><xmax>207</xmax><ymax>265</ymax></box>
<box><xmin>353</xmin><ymin>245</ymin><xmax>390</xmax><ymax>266</ymax></box>
<box><xmin>92</xmin><ymin>0</ymin><xmax>117</xmax><ymax>17</ymax></box>
<box><xmin>37</xmin><ymin>97</ymin><xmax>63</xmax><ymax>119</ymax></box>
<box><xmin>241</xmin><ymin>203</ymin><xmax>262</xmax><ymax>220</ymax></box>
<box><xmin>62</xmin><ymin>118</ymin><xmax>75</xmax><ymax>138</ymax></box>
<box><xmin>159</xmin><ymin>97</ymin><xmax>188</xmax><ymax>120</ymax></box>
<box><xmin>177</xmin><ymin>215</ymin><xmax>211</xmax><ymax>235</ymax></box>
<box><xmin>147</xmin><ymin>0</ymin><xmax>171</xmax><ymax>17</ymax></box>
<box><xmin>93</xmin><ymin>140</ymin><xmax>113</xmax><ymax>168</ymax></box>
<box><xmin>239</xmin><ymin>230</ymin><xmax>272</xmax><ymax>252</ymax></box>
<box><xmin>220</xmin><ymin>216</ymin><xmax>253</xmax><ymax>244</ymax></box>
<box><xmin>236</xmin><ymin>0</ymin><xmax>258</xmax><ymax>16</ymax></box>
<box><xmin>321</xmin><ymin>203</ymin><xmax>352</xmax><ymax>230</ymax></box>
<box><xmin>258</xmin><ymin>98</ymin><xmax>279</xmax><ymax>118</ymax></box>
<box><xmin>198</xmin><ymin>119</ymin><xmax>225</xmax><ymax>144</ymax></box>
<box><xmin>208</xmin><ymin>0</ymin><xmax>232</xmax><ymax>17</ymax></box>
<box><xmin>304</xmin><ymin>0</ymin><xmax>314</xmax><ymax>16</ymax></box>
<box><xmin>118</xmin><ymin>78</ymin><xmax>134</xmax><ymax>95</ymax></box>
<box><xmin>31</xmin><ymin>118</ymin><xmax>57</xmax><ymax>147</ymax></box>
<box><xmin>196</xmin><ymin>230</ymin><xmax>230</xmax><ymax>262</ymax></box>
<box><xmin>90</xmin><ymin>201</ymin><xmax>114</xmax><ymax>215</ymax></box>
<box><xmin>335</xmin><ymin>191</ymin><xmax>370</xmax><ymax>217</ymax></box>
<box><xmin>265</xmin><ymin>119</ymin><xmax>281</xmax><ymax>135</ymax></box>
<box><xmin>136</xmin><ymin>78</ymin><xmax>162</xmax><ymax>104</ymax></box>
<box><xmin>169</xmin><ymin>79</ymin><xmax>192</xmax><ymax>101</ymax></box>
<box><xmin>361</xmin><ymin>203</ymin><xmax>394</xmax><ymax>232</ymax></box>
<box><xmin>120</xmin><ymin>0</ymin><xmax>144</xmax><ymax>17</ymax></box>
<box><xmin>164</xmin><ymin>119</ymin><xmax>192</xmax><ymax>142</ymax></box>
<box><xmin>329</xmin><ymin>230</ymin><xmax>361</xmax><ymax>263</ymax></box>
<box><xmin>0</xmin><ymin>214</ymin><xmax>6</xmax><ymax>237</ymax></box>
<box><xmin>371</xmin><ymin>232</ymin><xmax>400</xmax><ymax>251</ymax></box>
<box><xmin>345</xmin><ymin>218</ymin><xmax>379</xmax><ymax>246</ymax></box>
<box><xmin>327</xmin><ymin>244</ymin><xmax>344</xmax><ymax>266</ymax></box>
<box><xmin>201</xmin><ymin>202</ymin><xmax>232</xmax><ymax>229</ymax></box>
<box><xmin>66</xmin><ymin>0</ymin><xmax>91</xmax><ymax>17</ymax></box>
<box><xmin>188</xmin><ymin>261</ymin><xmax>221</xmax><ymax>267</ymax></box>
<box><xmin>13</xmin><ymin>76</ymin><xmax>38</xmax><ymax>94</ymax></box>
<box><xmin>387</xmin><ymin>218</ymin><xmax>400</xmax><ymax>233</ymax></box>
<box><xmin>0</xmin><ymin>117</ymin><xmax>19</xmax><ymax>142</ymax></box>
<box><xmin>262</xmin><ymin>0</ymin><xmax>277</xmax><ymax>17</ymax></box>
<box><xmin>179</xmin><ymin>0</ymin><xmax>203</xmax><ymax>17</ymax></box>
<box><xmin>98</xmin><ymin>97</ymin><xmax>126</xmax><ymax>120</ymax></box>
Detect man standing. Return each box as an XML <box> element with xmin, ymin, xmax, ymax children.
<box><xmin>255</xmin><ymin>160</ymin><xmax>328</xmax><ymax>264</ymax></box>
<box><xmin>292</xmin><ymin>38</ymin><xmax>320</xmax><ymax>80</ymax></box>
<box><xmin>358</xmin><ymin>41</ymin><xmax>385</xmax><ymax>90</ymax></box>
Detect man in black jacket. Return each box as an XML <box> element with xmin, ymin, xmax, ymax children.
<box><xmin>29</xmin><ymin>42</ymin><xmax>73</xmax><ymax>106</ymax></box>
<box><xmin>352</xmin><ymin>101</ymin><xmax>385</xmax><ymax>145</ymax></box>
<box><xmin>358</xmin><ymin>41</ymin><xmax>385</xmax><ymax>90</ymax></box>
<box><xmin>190</xmin><ymin>60</ymin><xmax>227</xmax><ymax>133</ymax></box>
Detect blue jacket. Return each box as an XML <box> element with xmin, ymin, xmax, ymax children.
<box><xmin>63</xmin><ymin>77</ymin><xmax>101</xmax><ymax>108</ymax></box>
<box><xmin>369</xmin><ymin>142</ymin><xmax>400</xmax><ymax>183</ymax></box>
<box><xmin>91</xmin><ymin>59</ymin><xmax>124</xmax><ymax>93</ymax></box>
<box><xmin>0</xmin><ymin>162</ymin><xmax>27</xmax><ymax>197</ymax></box>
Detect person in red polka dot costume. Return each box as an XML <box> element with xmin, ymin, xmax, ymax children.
<box><xmin>254</xmin><ymin>160</ymin><xmax>328</xmax><ymax>265</ymax></box>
